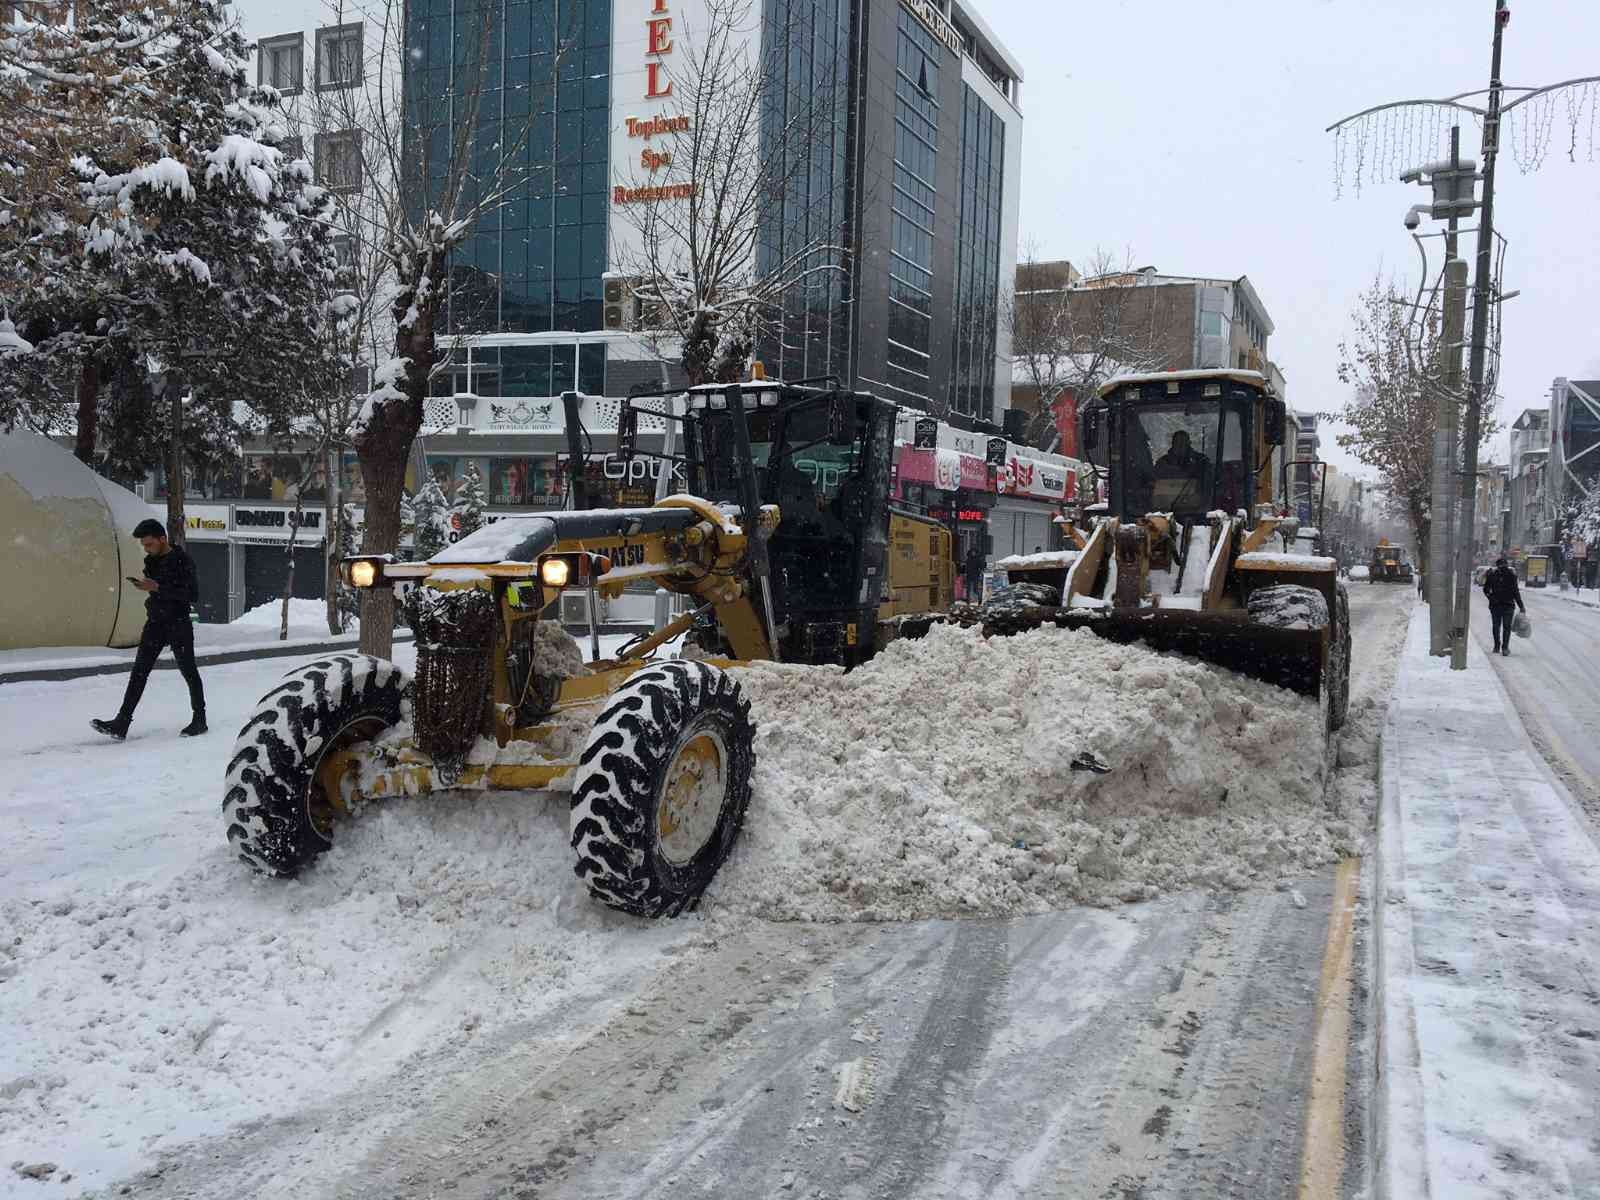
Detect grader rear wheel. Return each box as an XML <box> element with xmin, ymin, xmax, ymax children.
<box><xmin>569</xmin><ymin>661</ymin><xmax>754</xmax><ymax>918</ymax></box>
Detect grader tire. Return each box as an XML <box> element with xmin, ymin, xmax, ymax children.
<box><xmin>222</xmin><ymin>655</ymin><xmax>409</xmax><ymax>876</ymax></box>
<box><xmin>570</xmin><ymin>662</ymin><xmax>754</xmax><ymax>918</ymax></box>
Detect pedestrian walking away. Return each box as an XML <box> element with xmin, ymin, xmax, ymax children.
<box><xmin>1481</xmin><ymin>555</ymin><xmax>1526</xmax><ymax>657</ymax></box>
<box><xmin>91</xmin><ymin>519</ymin><xmax>207</xmax><ymax>740</ymax></box>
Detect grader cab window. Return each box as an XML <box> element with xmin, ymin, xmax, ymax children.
<box><xmin>1123</xmin><ymin>401</ymin><xmax>1247</xmax><ymax>516</ymax></box>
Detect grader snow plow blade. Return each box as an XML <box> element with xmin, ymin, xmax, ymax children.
<box><xmin>992</xmin><ymin>608</ymin><xmax>1327</xmax><ymax>700</ymax></box>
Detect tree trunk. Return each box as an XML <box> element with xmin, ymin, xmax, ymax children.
<box><xmin>281</xmin><ymin>484</ymin><xmax>306</xmax><ymax>641</ymax></box>
<box><xmin>326</xmin><ymin>502</ymin><xmax>343</xmax><ymax>636</ymax></box>
<box><xmin>165</xmin><ymin>372</ymin><xmax>186</xmax><ymax>547</ymax></box>
<box><xmin>324</xmin><ymin>448</ymin><xmax>342</xmax><ymax>635</ymax></box>
<box><xmin>73</xmin><ymin>358</ymin><xmax>100</xmax><ymax>465</ymax></box>
<box><xmin>355</xmin><ymin>270</ymin><xmax>439</xmax><ymax>659</ymax></box>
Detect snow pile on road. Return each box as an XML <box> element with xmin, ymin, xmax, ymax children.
<box><xmin>708</xmin><ymin>623</ymin><xmax>1347</xmax><ymax>921</ymax></box>
<box><xmin>233</xmin><ymin>596</ymin><xmax>335</xmax><ymax>629</ymax></box>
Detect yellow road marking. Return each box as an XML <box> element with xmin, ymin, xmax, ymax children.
<box><xmin>1298</xmin><ymin>857</ymin><xmax>1359</xmax><ymax>1199</ymax></box>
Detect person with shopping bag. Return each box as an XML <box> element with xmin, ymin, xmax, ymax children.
<box><xmin>1481</xmin><ymin>556</ymin><xmax>1526</xmax><ymax>657</ymax></box>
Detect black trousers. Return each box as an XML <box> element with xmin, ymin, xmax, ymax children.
<box><xmin>117</xmin><ymin>616</ymin><xmax>206</xmax><ymax>721</ymax></box>
<box><xmin>1490</xmin><ymin>604</ymin><xmax>1516</xmax><ymax>649</ymax></box>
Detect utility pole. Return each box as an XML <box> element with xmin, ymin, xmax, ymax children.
<box><xmin>1329</xmin><ymin>3</ymin><xmax>1600</xmax><ymax>664</ymax></box>
<box><xmin>1450</xmin><ymin>0</ymin><xmax>1510</xmax><ymax>670</ymax></box>
<box><xmin>1424</xmin><ymin>125</ymin><xmax>1467</xmax><ymax>656</ymax></box>
<box><xmin>1434</xmin><ymin>256</ymin><xmax>1469</xmax><ymax>649</ymax></box>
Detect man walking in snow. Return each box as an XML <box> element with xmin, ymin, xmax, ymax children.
<box><xmin>1481</xmin><ymin>556</ymin><xmax>1525</xmax><ymax>657</ymax></box>
<box><xmin>92</xmin><ymin>519</ymin><xmax>207</xmax><ymax>739</ymax></box>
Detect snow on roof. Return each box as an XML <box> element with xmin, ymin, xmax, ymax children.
<box><xmin>1236</xmin><ymin>552</ymin><xmax>1338</xmax><ymax>572</ymax></box>
<box><xmin>1099</xmin><ymin>369</ymin><xmax>1270</xmax><ymax>397</ymax></box>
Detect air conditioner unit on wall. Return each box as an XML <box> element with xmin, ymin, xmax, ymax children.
<box><xmin>601</xmin><ymin>273</ymin><xmax>665</xmax><ymax>332</ymax></box>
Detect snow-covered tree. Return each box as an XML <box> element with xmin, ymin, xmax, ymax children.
<box><xmin>2</xmin><ymin>1</ymin><xmax>344</xmax><ymax>546</ymax></box>
<box><xmin>0</xmin><ymin>0</ymin><xmax>180</xmax><ymax>451</ymax></box>
<box><xmin>612</xmin><ymin>0</ymin><xmax>846</xmax><ymax>387</ymax></box>
<box><xmin>1564</xmin><ymin>488</ymin><xmax>1600</xmax><ymax>547</ymax></box>
<box><xmin>338</xmin><ymin>0</ymin><xmax>552</xmax><ymax>657</ymax></box>
<box><xmin>451</xmin><ymin>462</ymin><xmax>486</xmax><ymax>541</ymax></box>
<box><xmin>331</xmin><ymin>500</ymin><xmax>361</xmax><ymax>632</ymax></box>
<box><xmin>1332</xmin><ymin>274</ymin><xmax>1497</xmax><ymax>574</ymax></box>
<box><xmin>1006</xmin><ymin>247</ymin><xmax>1186</xmax><ymax>452</ymax></box>
<box><xmin>410</xmin><ymin>475</ymin><xmax>449</xmax><ymax>561</ymax></box>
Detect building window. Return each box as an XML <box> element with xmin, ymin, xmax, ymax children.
<box><xmin>316</xmin><ymin>22</ymin><xmax>363</xmax><ymax>90</ymax></box>
<box><xmin>315</xmin><ymin>130</ymin><xmax>362</xmax><ymax>192</ymax></box>
<box><xmin>258</xmin><ymin>33</ymin><xmax>303</xmax><ymax>96</ymax></box>
<box><xmin>947</xmin><ymin>84</ymin><xmax>1004</xmax><ymax>419</ymax></box>
<box><xmin>332</xmin><ymin>235</ymin><xmax>357</xmax><ymax>268</ymax></box>
<box><xmin>885</xmin><ymin>5</ymin><xmax>945</xmax><ymax>406</ymax></box>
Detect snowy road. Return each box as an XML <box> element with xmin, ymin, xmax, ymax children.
<box><xmin>1472</xmin><ymin>591</ymin><xmax>1600</xmax><ymax>826</ymax></box>
<box><xmin>2</xmin><ymin>588</ymin><xmax>1413</xmax><ymax>1200</ymax></box>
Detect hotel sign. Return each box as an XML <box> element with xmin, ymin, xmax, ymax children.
<box><xmin>900</xmin><ymin>0</ymin><xmax>962</xmax><ymax>57</ymax></box>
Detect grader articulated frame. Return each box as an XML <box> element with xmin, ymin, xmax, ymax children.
<box><xmin>222</xmin><ymin>379</ymin><xmax>954</xmax><ymax>917</ymax></box>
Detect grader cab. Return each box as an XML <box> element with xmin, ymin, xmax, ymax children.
<box><xmin>988</xmin><ymin>370</ymin><xmax>1351</xmax><ymax>731</ymax></box>
<box><xmin>222</xmin><ymin>379</ymin><xmax>953</xmax><ymax>917</ymax></box>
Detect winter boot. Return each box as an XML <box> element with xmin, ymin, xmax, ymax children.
<box><xmin>91</xmin><ymin>717</ymin><xmax>130</xmax><ymax>740</ymax></box>
<box><xmin>180</xmin><ymin>714</ymin><xmax>208</xmax><ymax>737</ymax></box>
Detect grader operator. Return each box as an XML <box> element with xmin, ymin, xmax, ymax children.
<box><xmin>990</xmin><ymin>369</ymin><xmax>1351</xmax><ymax>731</ymax></box>
<box><xmin>222</xmin><ymin>379</ymin><xmax>952</xmax><ymax>917</ymax></box>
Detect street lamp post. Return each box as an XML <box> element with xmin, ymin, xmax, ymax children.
<box><xmin>1449</xmin><ymin>0</ymin><xmax>1511</xmax><ymax>669</ymax></box>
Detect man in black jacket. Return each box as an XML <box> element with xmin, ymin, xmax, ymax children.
<box><xmin>1481</xmin><ymin>556</ymin><xmax>1526</xmax><ymax>657</ymax></box>
<box><xmin>92</xmin><ymin>519</ymin><xmax>207</xmax><ymax>739</ymax></box>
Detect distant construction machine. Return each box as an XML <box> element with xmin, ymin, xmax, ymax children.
<box><xmin>1369</xmin><ymin>540</ymin><xmax>1415</xmax><ymax>584</ymax></box>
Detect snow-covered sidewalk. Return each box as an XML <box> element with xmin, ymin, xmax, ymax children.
<box><xmin>1535</xmin><ymin>587</ymin><xmax>1600</xmax><ymax>611</ymax></box>
<box><xmin>1375</xmin><ymin>607</ymin><xmax>1600</xmax><ymax>1199</ymax></box>
<box><xmin>0</xmin><ymin>600</ymin><xmax>376</xmax><ymax>682</ymax></box>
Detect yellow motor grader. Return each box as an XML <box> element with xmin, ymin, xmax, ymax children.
<box><xmin>988</xmin><ymin>369</ymin><xmax>1350</xmax><ymax>731</ymax></box>
<box><xmin>222</xmin><ymin>380</ymin><xmax>953</xmax><ymax>917</ymax></box>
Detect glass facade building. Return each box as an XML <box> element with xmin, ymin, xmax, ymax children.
<box><xmin>882</xmin><ymin>5</ymin><xmax>942</xmax><ymax>405</ymax></box>
<box><xmin>756</xmin><ymin>0</ymin><xmax>855</xmax><ymax>384</ymax></box>
<box><xmin>948</xmin><ymin>83</ymin><xmax>1004</xmax><ymax>418</ymax></box>
<box><xmin>404</xmin><ymin>0</ymin><xmax>613</xmax><ymax>335</ymax></box>
<box><xmin>401</xmin><ymin>0</ymin><xmax>1020</xmax><ymax>419</ymax></box>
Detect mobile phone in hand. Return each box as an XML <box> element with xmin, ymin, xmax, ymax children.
<box><xmin>127</xmin><ymin>576</ymin><xmax>142</xmax><ymax>584</ymax></box>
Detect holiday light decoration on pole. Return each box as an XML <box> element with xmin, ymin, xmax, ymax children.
<box><xmin>1328</xmin><ymin>1</ymin><xmax>1600</xmax><ymax>668</ymax></box>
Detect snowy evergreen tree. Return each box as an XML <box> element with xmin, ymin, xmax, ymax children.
<box><xmin>331</xmin><ymin>501</ymin><xmax>362</xmax><ymax>632</ymax></box>
<box><xmin>410</xmin><ymin>476</ymin><xmax>450</xmax><ymax>561</ymax></box>
<box><xmin>1</xmin><ymin>1</ymin><xmax>343</xmax><ymax>535</ymax></box>
<box><xmin>451</xmin><ymin>462</ymin><xmax>487</xmax><ymax>541</ymax></box>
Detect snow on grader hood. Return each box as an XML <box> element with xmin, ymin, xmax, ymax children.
<box><xmin>220</xmin><ymin>380</ymin><xmax>957</xmax><ymax>919</ymax></box>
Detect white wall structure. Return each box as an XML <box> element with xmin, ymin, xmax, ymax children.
<box><xmin>0</xmin><ymin>431</ymin><xmax>153</xmax><ymax>650</ymax></box>
<box><xmin>606</xmin><ymin>0</ymin><xmax>763</xmax><ymax>275</ymax></box>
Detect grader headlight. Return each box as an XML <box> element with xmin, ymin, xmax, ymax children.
<box><xmin>539</xmin><ymin>557</ymin><xmax>571</xmax><ymax>588</ymax></box>
<box><xmin>340</xmin><ymin>557</ymin><xmax>389</xmax><ymax>588</ymax></box>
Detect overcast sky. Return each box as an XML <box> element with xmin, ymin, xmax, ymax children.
<box><xmin>983</xmin><ymin>0</ymin><xmax>1600</xmax><ymax>478</ymax></box>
